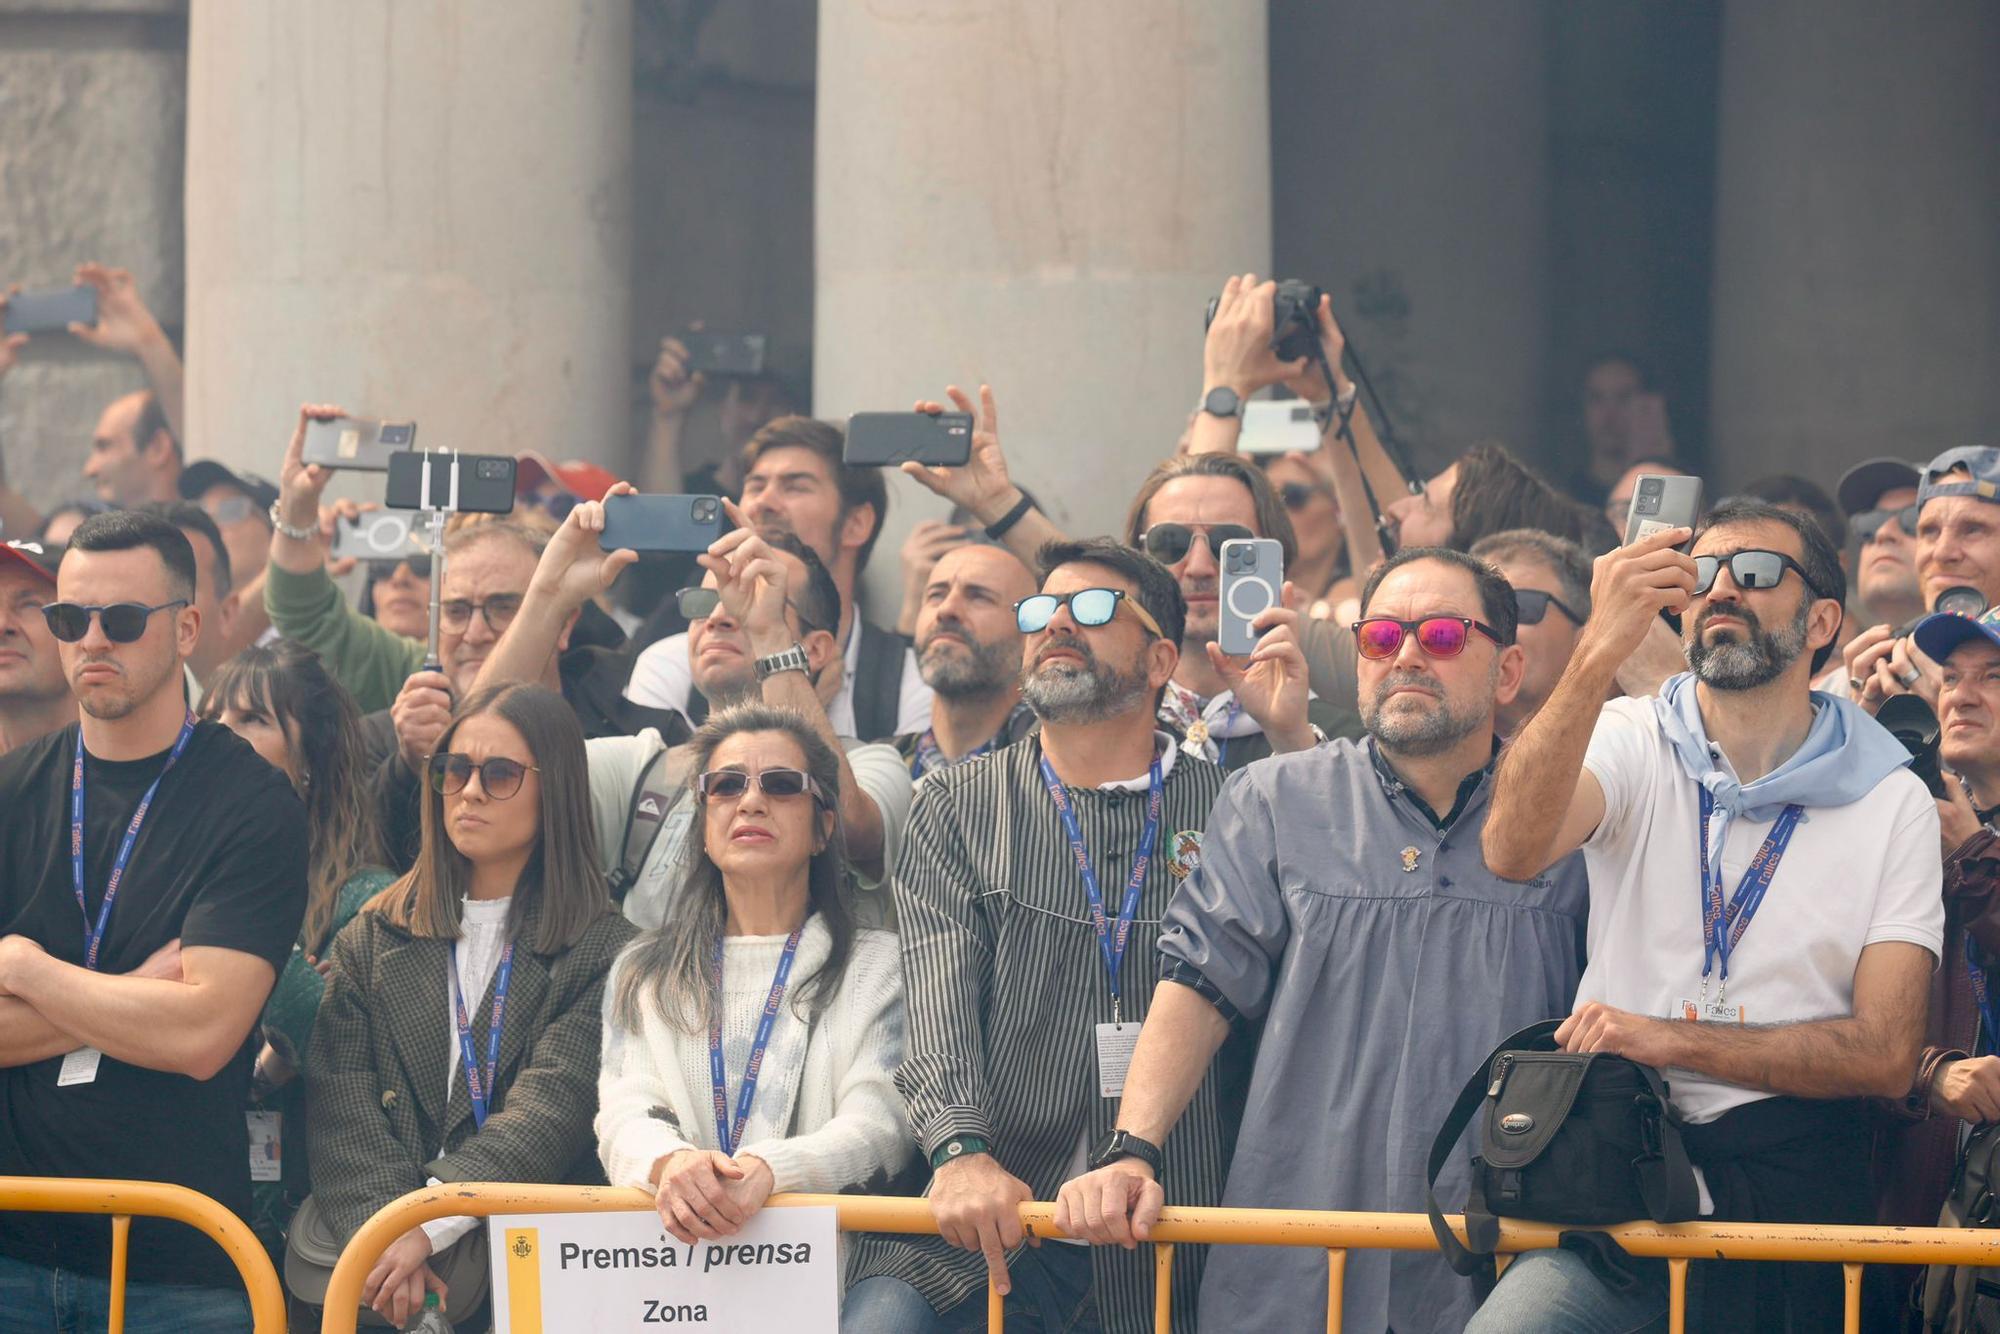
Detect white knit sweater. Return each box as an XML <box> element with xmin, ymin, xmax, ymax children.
<box><xmin>595</xmin><ymin>918</ymin><xmax>912</xmax><ymax>1195</ymax></box>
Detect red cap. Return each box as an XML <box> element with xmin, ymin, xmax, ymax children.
<box><xmin>515</xmin><ymin>451</ymin><xmax>621</xmax><ymax>503</ymax></box>
<box><xmin>0</xmin><ymin>539</ymin><xmax>61</xmax><ymax>587</ymax></box>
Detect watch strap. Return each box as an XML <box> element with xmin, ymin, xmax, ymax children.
<box><xmin>1090</xmin><ymin>1128</ymin><xmax>1164</xmax><ymax>1177</ymax></box>
<box><xmin>753</xmin><ymin>643</ymin><xmax>811</xmax><ymax>682</ymax></box>
<box><xmin>984</xmin><ymin>493</ymin><xmax>1036</xmax><ymax>541</ymax></box>
<box><xmin>929</xmin><ymin>1135</ymin><xmax>992</xmax><ymax>1170</ymax></box>
<box><xmin>1200</xmin><ymin>385</ymin><xmax>1242</xmax><ymax>419</ymax></box>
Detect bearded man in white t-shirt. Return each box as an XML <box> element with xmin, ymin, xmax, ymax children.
<box><xmin>1474</xmin><ymin>501</ymin><xmax>1943</xmax><ymax>1334</ymax></box>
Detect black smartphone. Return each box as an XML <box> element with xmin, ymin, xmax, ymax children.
<box><xmin>844</xmin><ymin>412</ymin><xmax>973</xmax><ymax>467</ymax></box>
<box><xmin>4</xmin><ymin>285</ymin><xmax>97</xmax><ymax>336</ymax></box>
<box><xmin>600</xmin><ymin>494</ymin><xmax>729</xmax><ymax>553</ymax></box>
<box><xmin>302</xmin><ymin>417</ymin><xmax>419</xmax><ymax>472</ymax></box>
<box><xmin>1623</xmin><ymin>474</ymin><xmax>1705</xmax><ymax>549</ymax></box>
<box><xmin>384</xmin><ymin>451</ymin><xmax>517</xmax><ymax>514</ymax></box>
<box><xmin>682</xmin><ymin>331</ymin><xmax>768</xmax><ymax>377</ymax></box>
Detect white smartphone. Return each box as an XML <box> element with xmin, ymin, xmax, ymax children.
<box><xmin>1219</xmin><ymin>538</ymin><xmax>1285</xmax><ymax>656</ymax></box>
<box><xmin>1237</xmin><ymin>400</ymin><xmax>1322</xmax><ymax>457</ymax></box>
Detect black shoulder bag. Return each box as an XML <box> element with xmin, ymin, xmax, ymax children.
<box><xmin>1425</xmin><ymin>1019</ymin><xmax>1699</xmax><ymax>1285</ymax></box>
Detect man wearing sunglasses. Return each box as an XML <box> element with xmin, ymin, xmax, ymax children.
<box><xmin>0</xmin><ymin>509</ymin><xmax>307</xmax><ymax>1330</ymax></box>
<box><xmin>1478</xmin><ymin>505</ymin><xmax>1942</xmax><ymax>1333</ymax></box>
<box><xmin>1058</xmin><ymin>546</ymin><xmax>1589</xmax><ymax>1334</ymax></box>
<box><xmin>1468</xmin><ymin>530</ymin><xmax>1592</xmax><ymax>737</ymax></box>
<box><xmin>474</xmin><ymin>486</ymin><xmax>911</xmax><ymax>930</ymax></box>
<box><xmin>0</xmin><ymin>539</ymin><xmax>75</xmax><ymax>754</ymax></box>
<box><xmin>1124</xmin><ymin>454</ymin><xmax>1357</xmax><ymax>772</ymax></box>
<box><xmin>847</xmin><ymin>539</ymin><xmax>1235</xmax><ymax>1331</ymax></box>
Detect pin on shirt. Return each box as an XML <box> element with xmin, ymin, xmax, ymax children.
<box><xmin>1400</xmin><ymin>846</ymin><xmax>1422</xmax><ymax>873</ymax></box>
<box><xmin>1181</xmin><ymin>720</ymin><xmax>1210</xmax><ymax>756</ymax></box>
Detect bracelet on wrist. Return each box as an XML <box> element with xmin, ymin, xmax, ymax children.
<box><xmin>984</xmin><ymin>493</ymin><xmax>1036</xmax><ymax>541</ymax></box>
<box><xmin>269</xmin><ymin>501</ymin><xmax>317</xmax><ymax>543</ymax></box>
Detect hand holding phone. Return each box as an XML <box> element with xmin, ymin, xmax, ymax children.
<box><xmin>599</xmin><ymin>494</ymin><xmax>729</xmax><ymax>553</ymax></box>
<box><xmin>303</xmin><ymin>417</ymin><xmax>418</xmax><ymax>472</ymax></box>
<box><xmin>1218</xmin><ymin>538</ymin><xmax>1285</xmax><ymax>655</ymax></box>
<box><xmin>2</xmin><ymin>286</ymin><xmax>96</xmax><ymax>337</ymax></box>
<box><xmin>845</xmin><ymin>411</ymin><xmax>973</xmax><ymax>468</ymax></box>
<box><xmin>1622</xmin><ymin>474</ymin><xmax>1703</xmax><ymax>550</ymax></box>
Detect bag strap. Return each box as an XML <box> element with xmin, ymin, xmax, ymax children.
<box><xmin>1627</xmin><ymin>1061</ymin><xmax>1699</xmax><ymax>1224</ymax></box>
<box><xmin>607</xmin><ymin>744</ymin><xmax>682</xmax><ymax>904</ymax></box>
<box><xmin>1425</xmin><ymin>1020</ymin><xmax>1564</xmax><ymax>1276</ymax></box>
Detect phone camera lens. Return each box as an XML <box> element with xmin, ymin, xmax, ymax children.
<box><xmin>693</xmin><ymin>498</ymin><xmax>718</xmax><ymax>522</ymax></box>
<box><xmin>1640</xmin><ymin>478</ymin><xmax>1664</xmax><ymax>496</ymax></box>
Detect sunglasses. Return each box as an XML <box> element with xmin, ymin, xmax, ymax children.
<box><xmin>206</xmin><ymin>496</ymin><xmax>261</xmax><ymax>526</ymax></box>
<box><xmin>1691</xmin><ymin>549</ymin><xmax>1828</xmax><ymax>599</ymax></box>
<box><xmin>41</xmin><ymin>599</ymin><xmax>189</xmax><ymax>644</ymax></box>
<box><xmin>1513</xmin><ymin>588</ymin><xmax>1584</xmax><ymax>627</ymax></box>
<box><xmin>1278</xmin><ymin>482</ymin><xmax>1328</xmax><ymax>512</ymax></box>
<box><xmin>426</xmin><ymin>752</ymin><xmax>539</xmax><ymax>800</ymax></box>
<box><xmin>1352</xmin><ymin>615</ymin><xmax>1505</xmax><ymax>660</ymax></box>
<box><xmin>1139</xmin><ymin>522</ymin><xmax>1255</xmax><ymax>566</ymax></box>
<box><xmin>368</xmin><ymin>553</ymin><xmax>434</xmax><ymax>582</ymax></box>
<box><xmin>676</xmin><ymin>586</ymin><xmax>825</xmax><ymax>635</ymax></box>
<box><xmin>1014</xmin><ymin>587</ymin><xmax>1164</xmax><ymax>637</ymax></box>
<box><xmin>439</xmin><ymin>595</ymin><xmax>525</xmax><ymax>634</ymax></box>
<box><xmin>1854</xmin><ymin>504</ymin><xmax>1919</xmax><ymax>544</ymax></box>
<box><xmin>696</xmin><ymin>766</ymin><xmax>826</xmax><ymax>803</ymax></box>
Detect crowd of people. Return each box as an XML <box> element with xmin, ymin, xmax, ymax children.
<box><xmin>0</xmin><ymin>266</ymin><xmax>1996</xmax><ymax>1334</ymax></box>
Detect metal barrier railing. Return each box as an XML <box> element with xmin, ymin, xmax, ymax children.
<box><xmin>318</xmin><ymin>1182</ymin><xmax>2000</xmax><ymax>1334</ymax></box>
<box><xmin>0</xmin><ymin>1175</ymin><xmax>287</xmax><ymax>1333</ymax></box>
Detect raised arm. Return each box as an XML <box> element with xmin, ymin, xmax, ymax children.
<box><xmin>903</xmin><ymin>384</ymin><xmax>1064</xmax><ymax>571</ymax></box>
<box><xmin>71</xmin><ymin>263</ymin><xmax>184</xmax><ymax>442</ymax></box>
<box><xmin>1484</xmin><ymin>527</ymin><xmax>1695</xmax><ymax>880</ymax></box>
<box><xmin>473</xmin><ymin>487</ymin><xmax>615</xmax><ymax>695</ymax></box>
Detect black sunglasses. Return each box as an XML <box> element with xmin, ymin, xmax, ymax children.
<box><xmin>427</xmin><ymin>752</ymin><xmax>539</xmax><ymax>800</ymax></box>
<box><xmin>41</xmin><ymin>600</ymin><xmax>189</xmax><ymax>644</ymax></box>
<box><xmin>1853</xmin><ymin>504</ymin><xmax>1919</xmax><ymax>544</ymax></box>
<box><xmin>676</xmin><ymin>586</ymin><xmax>825</xmax><ymax>635</ymax></box>
<box><xmin>1139</xmin><ymin>522</ymin><xmax>1255</xmax><ymax>566</ymax></box>
<box><xmin>1278</xmin><ymin>482</ymin><xmax>1328</xmax><ymax>512</ymax></box>
<box><xmin>1513</xmin><ymin>588</ymin><xmax>1584</xmax><ymax>627</ymax></box>
<box><xmin>367</xmin><ymin>553</ymin><xmax>434</xmax><ymax>582</ymax></box>
<box><xmin>1692</xmin><ymin>548</ymin><xmax>1830</xmax><ymax>600</ymax></box>
<box><xmin>696</xmin><ymin>766</ymin><xmax>826</xmax><ymax>804</ymax></box>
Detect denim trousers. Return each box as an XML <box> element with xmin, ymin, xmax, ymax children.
<box><xmin>842</xmin><ymin>1241</ymin><xmax>1101</xmax><ymax>1334</ymax></box>
<box><xmin>0</xmin><ymin>1252</ymin><xmax>252</xmax><ymax>1333</ymax></box>
<box><xmin>1464</xmin><ymin>1246</ymin><xmax>1671</xmax><ymax>1334</ymax></box>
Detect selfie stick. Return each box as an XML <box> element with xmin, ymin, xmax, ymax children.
<box><xmin>417</xmin><ymin>451</ymin><xmax>462</xmax><ymax>676</ymax></box>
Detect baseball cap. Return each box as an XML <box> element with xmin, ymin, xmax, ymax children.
<box><xmin>1914</xmin><ymin>604</ymin><xmax>2000</xmax><ymax>665</ymax></box>
<box><xmin>514</xmin><ymin>451</ymin><xmax>620</xmax><ymax>504</ymax></box>
<box><xmin>0</xmin><ymin>539</ymin><xmax>62</xmax><ymax>587</ymax></box>
<box><xmin>1917</xmin><ymin>446</ymin><xmax>2000</xmax><ymax>511</ymax></box>
<box><xmin>179</xmin><ymin>459</ymin><xmax>280</xmax><ymax>512</ymax></box>
<box><xmin>1835</xmin><ymin>457</ymin><xmax>1922</xmax><ymax>518</ymax></box>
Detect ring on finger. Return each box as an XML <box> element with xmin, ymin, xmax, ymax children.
<box><xmin>1848</xmin><ymin>678</ymin><xmax>1864</xmax><ymax>693</ymax></box>
<box><xmin>1899</xmin><ymin>667</ymin><xmax>1922</xmax><ymax>688</ymax></box>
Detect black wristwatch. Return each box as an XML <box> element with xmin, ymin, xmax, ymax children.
<box><xmin>1088</xmin><ymin>1129</ymin><xmax>1164</xmax><ymax>1179</ymax></box>
<box><xmin>1199</xmin><ymin>385</ymin><xmax>1242</xmax><ymax>419</ymax></box>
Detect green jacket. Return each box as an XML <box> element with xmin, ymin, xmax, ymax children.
<box><xmin>263</xmin><ymin>562</ymin><xmax>422</xmax><ymax>715</ymax></box>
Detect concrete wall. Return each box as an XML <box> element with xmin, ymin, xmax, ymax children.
<box><xmin>0</xmin><ymin>0</ymin><xmax>186</xmax><ymax>519</ymax></box>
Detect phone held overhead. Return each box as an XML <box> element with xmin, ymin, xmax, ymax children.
<box><xmin>302</xmin><ymin>417</ymin><xmax>419</xmax><ymax>472</ymax></box>
<box><xmin>599</xmin><ymin>494</ymin><xmax>729</xmax><ymax>553</ymax></box>
<box><xmin>844</xmin><ymin>412</ymin><xmax>973</xmax><ymax>468</ymax></box>
<box><xmin>1622</xmin><ymin>473</ymin><xmax>1704</xmax><ymax>548</ymax></box>
<box><xmin>385</xmin><ymin>451</ymin><xmax>517</xmax><ymax>516</ymax></box>
<box><xmin>3</xmin><ymin>285</ymin><xmax>97</xmax><ymax>336</ymax></box>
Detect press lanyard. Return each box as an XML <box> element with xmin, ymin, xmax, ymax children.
<box><xmin>69</xmin><ymin>714</ymin><xmax>196</xmax><ymax>971</ymax></box>
<box><xmin>1040</xmin><ymin>753</ymin><xmax>1164</xmax><ymax>1025</ymax></box>
<box><xmin>451</xmin><ymin>940</ymin><xmax>514</xmax><ymax>1129</ymax></box>
<box><xmin>1696</xmin><ymin>788</ymin><xmax>1804</xmax><ymax>1001</ymax></box>
<box><xmin>709</xmin><ymin>927</ymin><xmax>804</xmax><ymax>1156</ymax></box>
<box><xmin>1968</xmin><ymin>936</ymin><xmax>2000</xmax><ymax>1049</ymax></box>
<box><xmin>1213</xmin><ymin>698</ymin><xmax>1245</xmax><ymax>770</ymax></box>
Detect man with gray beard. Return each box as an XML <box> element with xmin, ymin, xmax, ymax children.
<box><xmin>1057</xmin><ymin>546</ymin><xmax>1589</xmax><ymax>1334</ymax></box>
<box><xmin>893</xmin><ymin>544</ymin><xmax>1038</xmax><ymax>779</ymax></box>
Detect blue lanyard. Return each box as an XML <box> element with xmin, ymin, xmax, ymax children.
<box><xmin>1696</xmin><ymin>788</ymin><xmax>1804</xmax><ymax>989</ymax></box>
<box><xmin>1968</xmin><ymin>936</ymin><xmax>2000</xmax><ymax>1050</ymax></box>
<box><xmin>910</xmin><ymin>728</ymin><xmax>998</xmax><ymax>778</ymax></box>
<box><xmin>709</xmin><ymin>927</ymin><xmax>804</xmax><ymax>1156</ymax></box>
<box><xmin>1039</xmin><ymin>752</ymin><xmax>1164</xmax><ymax>1022</ymax></box>
<box><xmin>1214</xmin><ymin>698</ymin><xmax>1245</xmax><ymax>770</ymax></box>
<box><xmin>69</xmin><ymin>714</ymin><xmax>197</xmax><ymax>971</ymax></box>
<box><xmin>451</xmin><ymin>940</ymin><xmax>514</xmax><ymax>1129</ymax></box>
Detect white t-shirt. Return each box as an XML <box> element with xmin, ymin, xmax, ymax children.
<box><xmin>585</xmin><ymin>729</ymin><xmax>914</xmax><ymax>932</ymax></box>
<box><xmin>1578</xmin><ymin>695</ymin><xmax>1944</xmax><ymax>1124</ymax></box>
<box><xmin>624</xmin><ymin>617</ymin><xmax>933</xmax><ymax>741</ymax></box>
<box><xmin>423</xmin><ymin>894</ymin><xmax>515</xmax><ymax>1252</ymax></box>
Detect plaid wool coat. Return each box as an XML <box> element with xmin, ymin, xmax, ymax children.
<box><xmin>305</xmin><ymin>895</ymin><xmax>636</xmax><ymax>1240</ymax></box>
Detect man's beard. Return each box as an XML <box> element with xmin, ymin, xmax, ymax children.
<box><xmin>1362</xmin><ymin>667</ymin><xmax>1493</xmax><ymax>758</ymax></box>
<box><xmin>1019</xmin><ymin>634</ymin><xmax>1149</xmax><ymax>724</ymax></box>
<box><xmin>919</xmin><ymin>622</ymin><xmax>1019</xmax><ymax>700</ymax></box>
<box><xmin>1181</xmin><ymin>576</ymin><xmax>1218</xmax><ymax>643</ymax></box>
<box><xmin>71</xmin><ymin>653</ymin><xmax>173</xmax><ymax>722</ymax></box>
<box><xmin>1686</xmin><ymin>599</ymin><xmax>1808</xmax><ymax>690</ymax></box>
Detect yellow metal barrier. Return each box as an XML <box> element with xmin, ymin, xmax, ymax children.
<box><xmin>0</xmin><ymin>1175</ymin><xmax>287</xmax><ymax>1333</ymax></box>
<box><xmin>319</xmin><ymin>1182</ymin><xmax>2000</xmax><ymax>1334</ymax></box>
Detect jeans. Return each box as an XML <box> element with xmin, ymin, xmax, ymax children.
<box><xmin>0</xmin><ymin>1252</ymin><xmax>252</xmax><ymax>1333</ymax></box>
<box><xmin>1464</xmin><ymin>1246</ymin><xmax>1670</xmax><ymax>1334</ymax></box>
<box><xmin>842</xmin><ymin>1242</ymin><xmax>1100</xmax><ymax>1334</ymax></box>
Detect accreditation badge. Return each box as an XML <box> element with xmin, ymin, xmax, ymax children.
<box><xmin>1096</xmin><ymin>1022</ymin><xmax>1142</xmax><ymax>1098</ymax></box>
<box><xmin>1676</xmin><ymin>997</ymin><xmax>1744</xmax><ymax>1024</ymax></box>
<box><xmin>1166</xmin><ymin>830</ymin><xmax>1203</xmax><ymax>879</ymax></box>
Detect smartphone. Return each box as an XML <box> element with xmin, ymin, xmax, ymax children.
<box><xmin>600</xmin><ymin>494</ymin><xmax>729</xmax><ymax>553</ymax></box>
<box><xmin>682</xmin><ymin>330</ymin><xmax>768</xmax><ymax>377</ymax></box>
<box><xmin>1623</xmin><ymin>474</ymin><xmax>1705</xmax><ymax>549</ymax></box>
<box><xmin>844</xmin><ymin>412</ymin><xmax>973</xmax><ymax>468</ymax></box>
<box><xmin>302</xmin><ymin>417</ymin><xmax>419</xmax><ymax>472</ymax></box>
<box><xmin>1237</xmin><ymin>400</ymin><xmax>1322</xmax><ymax>457</ymax></box>
<box><xmin>3</xmin><ymin>285</ymin><xmax>96</xmax><ymax>335</ymax></box>
<box><xmin>1219</xmin><ymin>538</ymin><xmax>1285</xmax><ymax>656</ymax></box>
<box><xmin>330</xmin><ymin>510</ymin><xmax>423</xmax><ymax>563</ymax></box>
<box><xmin>384</xmin><ymin>451</ymin><xmax>517</xmax><ymax>514</ymax></box>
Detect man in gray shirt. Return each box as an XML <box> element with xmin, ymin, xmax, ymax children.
<box><xmin>1056</xmin><ymin>546</ymin><xmax>1590</xmax><ymax>1333</ymax></box>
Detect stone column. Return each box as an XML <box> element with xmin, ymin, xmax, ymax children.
<box><xmin>1708</xmin><ymin>0</ymin><xmax>2000</xmax><ymax>488</ymax></box>
<box><xmin>814</xmin><ymin>0</ymin><xmax>1271</xmax><ymax>611</ymax></box>
<box><xmin>183</xmin><ymin>0</ymin><xmax>633</xmax><ymax>476</ymax></box>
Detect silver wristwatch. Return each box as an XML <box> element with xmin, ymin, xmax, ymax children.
<box><xmin>269</xmin><ymin>501</ymin><xmax>317</xmax><ymax>543</ymax></box>
<box><xmin>753</xmin><ymin>642</ymin><xmax>811</xmax><ymax>682</ymax></box>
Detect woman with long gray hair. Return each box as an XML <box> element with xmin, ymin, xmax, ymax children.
<box><xmin>596</xmin><ymin>703</ymin><xmax>910</xmax><ymax>1245</ymax></box>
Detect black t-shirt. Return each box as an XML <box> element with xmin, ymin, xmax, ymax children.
<box><xmin>0</xmin><ymin>721</ymin><xmax>306</xmax><ymax>1287</ymax></box>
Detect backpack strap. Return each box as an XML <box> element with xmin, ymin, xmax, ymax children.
<box><xmin>1426</xmin><ymin>1020</ymin><xmax>1564</xmax><ymax>1277</ymax></box>
<box><xmin>607</xmin><ymin>743</ymin><xmax>687</xmax><ymax>905</ymax></box>
<box><xmin>851</xmin><ymin>621</ymin><xmax>905</xmax><ymax>743</ymax></box>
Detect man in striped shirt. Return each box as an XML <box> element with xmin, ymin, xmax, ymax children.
<box><xmin>844</xmin><ymin>538</ymin><xmax>1251</xmax><ymax>1333</ymax></box>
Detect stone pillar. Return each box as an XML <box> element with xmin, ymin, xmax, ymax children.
<box><xmin>814</xmin><ymin>0</ymin><xmax>1271</xmax><ymax>612</ymax></box>
<box><xmin>183</xmin><ymin>0</ymin><xmax>633</xmax><ymax>476</ymax></box>
<box><xmin>1708</xmin><ymin>0</ymin><xmax>2000</xmax><ymax>488</ymax></box>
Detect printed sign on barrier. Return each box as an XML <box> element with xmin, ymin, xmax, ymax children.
<box><xmin>488</xmin><ymin>1205</ymin><xmax>838</xmax><ymax>1332</ymax></box>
